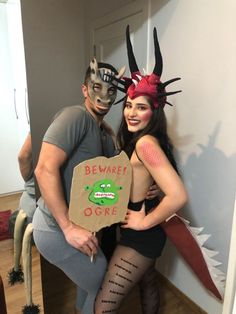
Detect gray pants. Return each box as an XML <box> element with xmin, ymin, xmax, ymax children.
<box><xmin>19</xmin><ymin>190</ymin><xmax>36</xmax><ymax>223</ymax></box>
<box><xmin>33</xmin><ymin>218</ymin><xmax>107</xmax><ymax>314</ymax></box>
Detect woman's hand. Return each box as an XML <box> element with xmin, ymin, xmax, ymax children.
<box><xmin>63</xmin><ymin>221</ymin><xmax>98</xmax><ymax>256</ymax></box>
<box><xmin>121</xmin><ymin>204</ymin><xmax>146</xmax><ymax>230</ymax></box>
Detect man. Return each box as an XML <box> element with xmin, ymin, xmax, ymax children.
<box><xmin>33</xmin><ymin>58</ymin><xmax>159</xmax><ymax>314</ymax></box>
<box><xmin>33</xmin><ymin>59</ymin><xmax>125</xmax><ymax>314</ymax></box>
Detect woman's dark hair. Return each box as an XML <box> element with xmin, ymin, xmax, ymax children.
<box><xmin>116</xmin><ymin>96</ymin><xmax>178</xmax><ymax>172</ymax></box>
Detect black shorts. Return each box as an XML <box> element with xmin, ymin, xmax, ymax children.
<box><xmin>119</xmin><ymin>199</ymin><xmax>166</xmax><ymax>259</ymax></box>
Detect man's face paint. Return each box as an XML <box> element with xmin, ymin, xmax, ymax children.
<box><xmin>86</xmin><ymin>59</ymin><xmax>125</xmax><ymax>116</ymax></box>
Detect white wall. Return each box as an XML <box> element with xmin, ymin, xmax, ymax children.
<box><xmin>148</xmin><ymin>1</ymin><xmax>236</xmax><ymax>313</ymax></box>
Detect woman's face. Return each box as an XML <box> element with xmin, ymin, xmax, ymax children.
<box><xmin>124</xmin><ymin>96</ymin><xmax>153</xmax><ymax>132</ymax></box>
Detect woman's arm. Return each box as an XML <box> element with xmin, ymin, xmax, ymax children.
<box><xmin>122</xmin><ymin>135</ymin><xmax>187</xmax><ymax>230</ymax></box>
<box><xmin>35</xmin><ymin>142</ymin><xmax>98</xmax><ymax>255</ymax></box>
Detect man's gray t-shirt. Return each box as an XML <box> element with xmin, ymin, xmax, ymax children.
<box><xmin>36</xmin><ymin>105</ymin><xmax>115</xmax><ymax>229</ymax></box>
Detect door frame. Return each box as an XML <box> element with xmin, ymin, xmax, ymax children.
<box><xmin>222</xmin><ymin>195</ymin><xmax>236</xmax><ymax>314</ymax></box>
<box><xmin>87</xmin><ymin>0</ymin><xmax>149</xmax><ymax>66</ymax></box>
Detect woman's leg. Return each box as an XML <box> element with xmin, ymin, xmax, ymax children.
<box><xmin>33</xmin><ymin>229</ymin><xmax>107</xmax><ymax>314</ymax></box>
<box><xmin>95</xmin><ymin>245</ymin><xmax>155</xmax><ymax>314</ymax></box>
<box><xmin>139</xmin><ymin>266</ymin><xmax>160</xmax><ymax>314</ymax></box>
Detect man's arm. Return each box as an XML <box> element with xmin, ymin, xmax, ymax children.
<box><xmin>35</xmin><ymin>142</ymin><xmax>98</xmax><ymax>256</ymax></box>
<box><xmin>18</xmin><ymin>133</ymin><xmax>33</xmax><ymax>182</ymax></box>
<box><xmin>146</xmin><ymin>183</ymin><xmax>163</xmax><ymax>200</ymax></box>
<box><xmin>101</xmin><ymin>120</ymin><xmax>116</xmax><ymax>147</ymax></box>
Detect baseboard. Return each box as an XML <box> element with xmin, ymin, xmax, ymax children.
<box><xmin>157</xmin><ymin>271</ymin><xmax>207</xmax><ymax>314</ymax></box>
<box><xmin>0</xmin><ymin>191</ymin><xmax>23</xmax><ymax>198</ymax></box>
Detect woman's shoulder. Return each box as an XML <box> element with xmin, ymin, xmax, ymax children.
<box><xmin>136</xmin><ymin>135</ymin><xmax>160</xmax><ymax>149</ymax></box>
<box><xmin>135</xmin><ymin>135</ymin><xmax>165</xmax><ymax>163</ymax></box>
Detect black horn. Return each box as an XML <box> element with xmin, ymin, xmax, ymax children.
<box><xmin>157</xmin><ymin>90</ymin><xmax>182</xmax><ymax>98</ymax></box>
<box><xmin>126</xmin><ymin>25</ymin><xmax>139</xmax><ymax>73</ymax></box>
<box><xmin>161</xmin><ymin>77</ymin><xmax>181</xmax><ymax>89</ymax></box>
<box><xmin>153</xmin><ymin>27</ymin><xmax>163</xmax><ymax>77</ymax></box>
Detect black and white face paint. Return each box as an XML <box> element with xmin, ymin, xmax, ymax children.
<box><xmin>87</xmin><ymin>59</ymin><xmax>125</xmax><ymax>109</ymax></box>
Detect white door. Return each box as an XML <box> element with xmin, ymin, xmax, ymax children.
<box><xmin>91</xmin><ymin>2</ymin><xmax>148</xmax><ymax>132</ymax></box>
<box><xmin>0</xmin><ymin>1</ymin><xmax>29</xmax><ymax>194</ymax></box>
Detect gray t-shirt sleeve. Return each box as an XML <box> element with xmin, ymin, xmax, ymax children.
<box><xmin>43</xmin><ymin>106</ymin><xmax>87</xmax><ymax>155</ymax></box>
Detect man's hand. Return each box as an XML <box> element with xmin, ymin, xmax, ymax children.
<box><xmin>63</xmin><ymin>222</ymin><xmax>98</xmax><ymax>256</ymax></box>
<box><xmin>146</xmin><ymin>183</ymin><xmax>163</xmax><ymax>200</ymax></box>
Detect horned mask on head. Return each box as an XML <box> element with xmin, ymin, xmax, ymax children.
<box><xmin>87</xmin><ymin>58</ymin><xmax>125</xmax><ymax>107</ymax></box>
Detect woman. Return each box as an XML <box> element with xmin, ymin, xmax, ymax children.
<box><xmin>94</xmin><ymin>26</ymin><xmax>188</xmax><ymax>314</ymax></box>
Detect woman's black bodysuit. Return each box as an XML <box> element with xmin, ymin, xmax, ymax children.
<box><xmin>119</xmin><ymin>198</ymin><xmax>166</xmax><ymax>258</ymax></box>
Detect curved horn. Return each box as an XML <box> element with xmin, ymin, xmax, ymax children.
<box><xmin>165</xmin><ymin>101</ymin><xmax>174</xmax><ymax>106</ymax></box>
<box><xmin>158</xmin><ymin>90</ymin><xmax>182</xmax><ymax>98</ymax></box>
<box><xmin>161</xmin><ymin>77</ymin><xmax>181</xmax><ymax>89</ymax></box>
<box><xmin>126</xmin><ymin>25</ymin><xmax>139</xmax><ymax>74</ymax></box>
<box><xmin>153</xmin><ymin>27</ymin><xmax>163</xmax><ymax>77</ymax></box>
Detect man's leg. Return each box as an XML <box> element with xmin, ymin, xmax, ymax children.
<box><xmin>34</xmin><ymin>229</ymin><xmax>107</xmax><ymax>314</ymax></box>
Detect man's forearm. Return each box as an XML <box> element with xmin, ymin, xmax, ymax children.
<box><xmin>35</xmin><ymin>166</ymin><xmax>70</xmax><ymax>231</ymax></box>
<box><xmin>19</xmin><ymin>157</ymin><xmax>33</xmax><ymax>181</ymax></box>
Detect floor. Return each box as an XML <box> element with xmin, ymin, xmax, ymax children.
<box><xmin>0</xmin><ymin>192</ymin><xmax>206</xmax><ymax>314</ymax></box>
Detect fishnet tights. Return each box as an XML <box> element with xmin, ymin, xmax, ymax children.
<box><xmin>95</xmin><ymin>245</ymin><xmax>159</xmax><ymax>314</ymax></box>
<box><xmin>139</xmin><ymin>266</ymin><xmax>160</xmax><ymax>313</ymax></box>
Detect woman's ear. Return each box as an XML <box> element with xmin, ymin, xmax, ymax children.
<box><xmin>82</xmin><ymin>84</ymin><xmax>88</xmax><ymax>98</ymax></box>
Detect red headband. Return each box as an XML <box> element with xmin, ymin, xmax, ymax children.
<box><xmin>112</xmin><ymin>26</ymin><xmax>181</xmax><ymax>107</ymax></box>
<box><xmin>127</xmin><ymin>72</ymin><xmax>161</xmax><ymax>108</ymax></box>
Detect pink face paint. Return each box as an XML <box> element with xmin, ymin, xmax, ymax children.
<box><xmin>124</xmin><ymin>100</ymin><xmax>153</xmax><ymax>132</ymax></box>
<box><xmin>139</xmin><ymin>142</ymin><xmax>163</xmax><ymax>167</ymax></box>
<box><xmin>140</xmin><ymin>110</ymin><xmax>153</xmax><ymax>122</ymax></box>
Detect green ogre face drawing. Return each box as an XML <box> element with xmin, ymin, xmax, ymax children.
<box><xmin>85</xmin><ymin>179</ymin><xmax>122</xmax><ymax>205</ymax></box>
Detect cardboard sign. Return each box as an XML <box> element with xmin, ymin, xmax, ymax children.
<box><xmin>69</xmin><ymin>151</ymin><xmax>132</xmax><ymax>232</ymax></box>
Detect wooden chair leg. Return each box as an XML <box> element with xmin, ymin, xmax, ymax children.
<box><xmin>0</xmin><ymin>274</ymin><xmax>7</xmax><ymax>314</ymax></box>
<box><xmin>8</xmin><ymin>209</ymin><xmax>26</xmax><ymax>285</ymax></box>
<box><xmin>22</xmin><ymin>223</ymin><xmax>40</xmax><ymax>313</ymax></box>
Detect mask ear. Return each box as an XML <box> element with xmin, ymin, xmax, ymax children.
<box><xmin>116</xmin><ymin>66</ymin><xmax>126</xmax><ymax>79</ymax></box>
<box><xmin>89</xmin><ymin>58</ymin><xmax>99</xmax><ymax>81</ymax></box>
<box><xmin>82</xmin><ymin>84</ymin><xmax>88</xmax><ymax>98</ymax></box>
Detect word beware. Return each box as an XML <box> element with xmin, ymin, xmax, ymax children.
<box><xmin>84</xmin><ymin>165</ymin><xmax>127</xmax><ymax>176</ymax></box>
